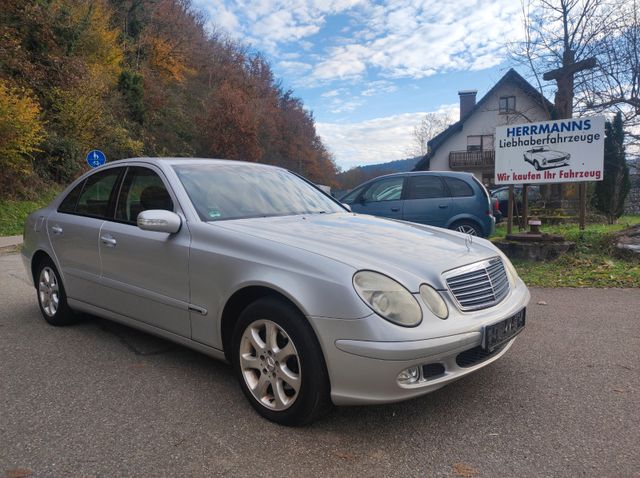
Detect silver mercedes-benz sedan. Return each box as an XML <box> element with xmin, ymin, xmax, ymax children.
<box><xmin>22</xmin><ymin>158</ymin><xmax>530</xmax><ymax>425</ymax></box>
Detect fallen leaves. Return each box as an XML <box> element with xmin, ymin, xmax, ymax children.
<box><xmin>452</xmin><ymin>463</ymin><xmax>479</xmax><ymax>477</ymax></box>
<box><xmin>333</xmin><ymin>450</ymin><xmax>356</xmax><ymax>461</ymax></box>
<box><xmin>5</xmin><ymin>469</ymin><xmax>32</xmax><ymax>478</ymax></box>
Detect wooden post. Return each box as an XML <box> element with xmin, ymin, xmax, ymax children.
<box><xmin>522</xmin><ymin>184</ymin><xmax>529</xmax><ymax>231</ymax></box>
<box><xmin>579</xmin><ymin>183</ymin><xmax>586</xmax><ymax>230</ymax></box>
<box><xmin>507</xmin><ymin>185</ymin><xmax>514</xmax><ymax>235</ymax></box>
<box><xmin>543</xmin><ymin>53</ymin><xmax>596</xmax><ymax>225</ymax></box>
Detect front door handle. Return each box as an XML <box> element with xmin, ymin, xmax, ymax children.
<box><xmin>390</xmin><ymin>207</ymin><xmax>400</xmax><ymax>212</ymax></box>
<box><xmin>100</xmin><ymin>234</ymin><xmax>117</xmax><ymax>247</ymax></box>
<box><xmin>50</xmin><ymin>225</ymin><xmax>63</xmax><ymax>235</ymax></box>
<box><xmin>438</xmin><ymin>204</ymin><xmax>448</xmax><ymax>209</ymax></box>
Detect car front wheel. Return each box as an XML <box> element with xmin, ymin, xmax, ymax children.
<box><xmin>232</xmin><ymin>297</ymin><xmax>331</xmax><ymax>426</ymax></box>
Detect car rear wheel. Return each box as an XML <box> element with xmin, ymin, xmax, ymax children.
<box><xmin>232</xmin><ymin>297</ymin><xmax>331</xmax><ymax>426</ymax></box>
<box><xmin>451</xmin><ymin>220</ymin><xmax>481</xmax><ymax>236</ymax></box>
<box><xmin>36</xmin><ymin>258</ymin><xmax>77</xmax><ymax>326</ymax></box>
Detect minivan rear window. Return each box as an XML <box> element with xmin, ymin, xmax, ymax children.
<box><xmin>444</xmin><ymin>177</ymin><xmax>474</xmax><ymax>197</ymax></box>
<box><xmin>406</xmin><ymin>176</ymin><xmax>446</xmax><ymax>199</ymax></box>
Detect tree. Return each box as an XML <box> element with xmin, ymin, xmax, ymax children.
<box><xmin>592</xmin><ymin>113</ymin><xmax>630</xmax><ymax>223</ymax></box>
<box><xmin>513</xmin><ymin>0</ymin><xmax>639</xmax><ymax>145</ymax></box>
<box><xmin>0</xmin><ymin>0</ymin><xmax>336</xmax><ymax>196</ymax></box>
<box><xmin>0</xmin><ymin>79</ymin><xmax>44</xmax><ymax>197</ymax></box>
<box><xmin>410</xmin><ymin>112</ymin><xmax>453</xmax><ymax>157</ymax></box>
<box><xmin>581</xmin><ymin>0</ymin><xmax>640</xmax><ymax>149</ymax></box>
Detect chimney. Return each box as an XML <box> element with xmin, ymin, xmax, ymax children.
<box><xmin>458</xmin><ymin>90</ymin><xmax>477</xmax><ymax>120</ymax></box>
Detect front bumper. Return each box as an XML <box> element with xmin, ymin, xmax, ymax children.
<box><xmin>309</xmin><ymin>279</ymin><xmax>530</xmax><ymax>406</ymax></box>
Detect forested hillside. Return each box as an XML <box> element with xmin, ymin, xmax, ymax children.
<box><xmin>0</xmin><ymin>0</ymin><xmax>338</xmax><ymax>198</ymax></box>
<box><xmin>336</xmin><ymin>157</ymin><xmax>419</xmax><ymax>190</ymax></box>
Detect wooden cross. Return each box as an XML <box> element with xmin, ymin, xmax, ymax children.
<box><xmin>543</xmin><ymin>50</ymin><xmax>597</xmax><ymax>119</ymax></box>
<box><xmin>542</xmin><ymin>50</ymin><xmax>597</xmax><ymax>229</ymax></box>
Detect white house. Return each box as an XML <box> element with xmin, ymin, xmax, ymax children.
<box><xmin>414</xmin><ymin>69</ymin><xmax>553</xmax><ymax>185</ymax></box>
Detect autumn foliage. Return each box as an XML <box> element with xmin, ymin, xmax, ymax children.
<box><xmin>0</xmin><ymin>0</ymin><xmax>338</xmax><ymax>198</ymax></box>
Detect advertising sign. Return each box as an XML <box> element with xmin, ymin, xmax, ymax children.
<box><xmin>494</xmin><ymin>116</ymin><xmax>605</xmax><ymax>185</ymax></box>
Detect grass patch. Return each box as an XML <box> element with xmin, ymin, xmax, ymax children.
<box><xmin>492</xmin><ymin>216</ymin><xmax>640</xmax><ymax>287</ymax></box>
<box><xmin>512</xmin><ymin>255</ymin><xmax>640</xmax><ymax>287</ymax></box>
<box><xmin>0</xmin><ymin>188</ymin><xmax>60</xmax><ymax>236</ymax></box>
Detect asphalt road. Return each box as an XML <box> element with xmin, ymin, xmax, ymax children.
<box><xmin>1</xmin><ymin>252</ymin><xmax>638</xmax><ymax>478</ymax></box>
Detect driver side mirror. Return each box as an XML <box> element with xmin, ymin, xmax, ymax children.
<box><xmin>137</xmin><ymin>209</ymin><xmax>181</xmax><ymax>234</ymax></box>
<box><xmin>342</xmin><ymin>203</ymin><xmax>352</xmax><ymax>212</ymax></box>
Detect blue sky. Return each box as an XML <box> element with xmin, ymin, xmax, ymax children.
<box><xmin>193</xmin><ymin>0</ymin><xmax>526</xmax><ymax>170</ymax></box>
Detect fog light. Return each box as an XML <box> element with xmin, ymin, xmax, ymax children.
<box><xmin>397</xmin><ymin>366</ymin><xmax>421</xmax><ymax>385</ymax></box>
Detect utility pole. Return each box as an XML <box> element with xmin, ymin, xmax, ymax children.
<box><xmin>543</xmin><ymin>50</ymin><xmax>597</xmax><ymax>230</ymax></box>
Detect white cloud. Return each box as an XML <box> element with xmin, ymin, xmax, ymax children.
<box><xmin>327</xmin><ymin>97</ymin><xmax>363</xmax><ymax>113</ymax></box>
<box><xmin>194</xmin><ymin>0</ymin><xmax>522</xmax><ymax>82</ymax></box>
<box><xmin>317</xmin><ymin>104</ymin><xmax>458</xmax><ymax>169</ymax></box>
<box><xmin>309</xmin><ymin>0</ymin><xmax>522</xmax><ymax>82</ymax></box>
<box><xmin>321</xmin><ymin>88</ymin><xmax>345</xmax><ymax>97</ymax></box>
<box><xmin>196</xmin><ymin>1</ymin><xmax>241</xmax><ymax>34</ymax></box>
<box><xmin>361</xmin><ymin>80</ymin><xmax>396</xmax><ymax>96</ymax></box>
<box><xmin>277</xmin><ymin>60</ymin><xmax>313</xmax><ymax>74</ymax></box>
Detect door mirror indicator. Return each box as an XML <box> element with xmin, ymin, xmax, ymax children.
<box><xmin>137</xmin><ymin>210</ymin><xmax>181</xmax><ymax>234</ymax></box>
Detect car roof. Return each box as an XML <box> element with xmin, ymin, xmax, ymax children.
<box><xmin>110</xmin><ymin>157</ymin><xmax>285</xmax><ymax>171</ymax></box>
<box><xmin>366</xmin><ymin>170</ymin><xmax>475</xmax><ymax>180</ymax></box>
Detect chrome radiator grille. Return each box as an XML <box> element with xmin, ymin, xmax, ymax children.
<box><xmin>445</xmin><ymin>257</ymin><xmax>509</xmax><ymax>311</ymax></box>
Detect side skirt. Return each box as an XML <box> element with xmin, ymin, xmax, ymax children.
<box><xmin>67</xmin><ymin>298</ymin><xmax>228</xmax><ymax>362</ymax></box>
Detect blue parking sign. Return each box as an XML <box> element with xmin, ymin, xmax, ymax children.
<box><xmin>86</xmin><ymin>150</ymin><xmax>106</xmax><ymax>168</ymax></box>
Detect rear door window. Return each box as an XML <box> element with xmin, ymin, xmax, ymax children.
<box><xmin>58</xmin><ymin>181</ymin><xmax>85</xmax><ymax>213</ymax></box>
<box><xmin>494</xmin><ymin>189</ymin><xmax>509</xmax><ymax>201</ymax></box>
<box><xmin>406</xmin><ymin>176</ymin><xmax>447</xmax><ymax>199</ymax></box>
<box><xmin>74</xmin><ymin>168</ymin><xmax>123</xmax><ymax>219</ymax></box>
<box><xmin>443</xmin><ymin>177</ymin><xmax>474</xmax><ymax>197</ymax></box>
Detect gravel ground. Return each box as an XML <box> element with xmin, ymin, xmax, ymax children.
<box><xmin>1</xmin><ymin>252</ymin><xmax>638</xmax><ymax>477</ymax></box>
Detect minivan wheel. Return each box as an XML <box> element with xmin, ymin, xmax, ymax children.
<box><xmin>451</xmin><ymin>220</ymin><xmax>481</xmax><ymax>236</ymax></box>
<box><xmin>232</xmin><ymin>297</ymin><xmax>331</xmax><ymax>426</ymax></box>
<box><xmin>36</xmin><ymin>258</ymin><xmax>77</xmax><ymax>326</ymax></box>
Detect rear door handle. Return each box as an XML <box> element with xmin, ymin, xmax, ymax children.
<box><xmin>438</xmin><ymin>204</ymin><xmax>448</xmax><ymax>209</ymax></box>
<box><xmin>390</xmin><ymin>207</ymin><xmax>400</xmax><ymax>212</ymax></box>
<box><xmin>100</xmin><ymin>234</ymin><xmax>117</xmax><ymax>247</ymax></box>
<box><xmin>50</xmin><ymin>225</ymin><xmax>63</xmax><ymax>235</ymax></box>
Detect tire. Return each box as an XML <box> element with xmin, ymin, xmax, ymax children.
<box><xmin>35</xmin><ymin>257</ymin><xmax>77</xmax><ymax>326</ymax></box>
<box><xmin>232</xmin><ymin>297</ymin><xmax>331</xmax><ymax>426</ymax></box>
<box><xmin>451</xmin><ymin>220</ymin><xmax>481</xmax><ymax>236</ymax></box>
<box><xmin>533</xmin><ymin>159</ymin><xmax>540</xmax><ymax>171</ymax></box>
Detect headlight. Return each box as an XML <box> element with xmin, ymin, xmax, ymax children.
<box><xmin>353</xmin><ymin>271</ymin><xmax>422</xmax><ymax>327</ymax></box>
<box><xmin>502</xmin><ymin>256</ymin><xmax>520</xmax><ymax>287</ymax></box>
<box><xmin>419</xmin><ymin>284</ymin><xmax>449</xmax><ymax>319</ymax></box>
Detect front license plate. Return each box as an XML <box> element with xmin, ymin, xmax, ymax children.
<box><xmin>483</xmin><ymin>309</ymin><xmax>526</xmax><ymax>352</ymax></box>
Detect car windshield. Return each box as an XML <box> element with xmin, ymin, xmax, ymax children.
<box><xmin>173</xmin><ymin>163</ymin><xmax>344</xmax><ymax>221</ymax></box>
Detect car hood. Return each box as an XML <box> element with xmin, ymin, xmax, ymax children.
<box><xmin>214</xmin><ymin>213</ymin><xmax>499</xmax><ymax>291</ymax></box>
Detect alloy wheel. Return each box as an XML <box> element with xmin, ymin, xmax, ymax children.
<box><xmin>239</xmin><ymin>319</ymin><xmax>301</xmax><ymax>411</ymax></box>
<box><xmin>38</xmin><ymin>266</ymin><xmax>60</xmax><ymax>317</ymax></box>
<box><xmin>456</xmin><ymin>224</ymin><xmax>478</xmax><ymax>235</ymax></box>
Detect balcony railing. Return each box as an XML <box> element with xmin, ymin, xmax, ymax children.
<box><xmin>449</xmin><ymin>150</ymin><xmax>495</xmax><ymax>170</ymax></box>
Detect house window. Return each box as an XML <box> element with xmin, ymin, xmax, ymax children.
<box><xmin>467</xmin><ymin>135</ymin><xmax>494</xmax><ymax>151</ymax></box>
<box><xmin>499</xmin><ymin>96</ymin><xmax>516</xmax><ymax>113</ymax></box>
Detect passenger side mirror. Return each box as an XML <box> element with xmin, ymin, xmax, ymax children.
<box><xmin>137</xmin><ymin>209</ymin><xmax>181</xmax><ymax>234</ymax></box>
<box><xmin>342</xmin><ymin>203</ymin><xmax>352</xmax><ymax>212</ymax></box>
